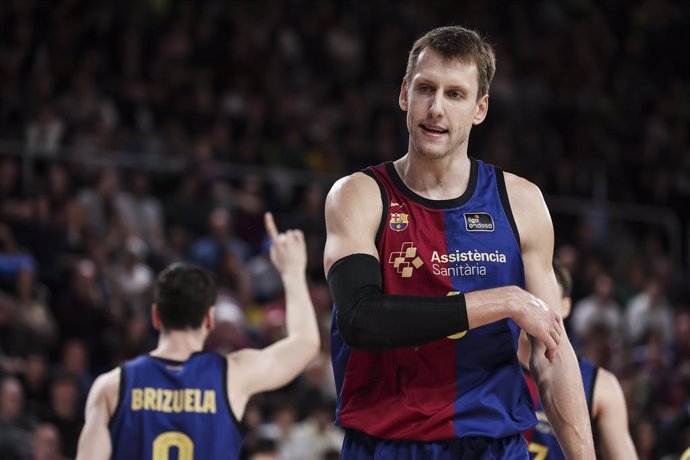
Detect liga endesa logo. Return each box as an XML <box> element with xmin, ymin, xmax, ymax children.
<box><xmin>464</xmin><ymin>212</ymin><xmax>494</xmax><ymax>232</ymax></box>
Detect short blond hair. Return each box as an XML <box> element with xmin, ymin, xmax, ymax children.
<box><xmin>405</xmin><ymin>26</ymin><xmax>496</xmax><ymax>99</ymax></box>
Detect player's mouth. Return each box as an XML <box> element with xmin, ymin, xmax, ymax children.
<box><xmin>420</xmin><ymin>124</ymin><xmax>449</xmax><ymax>137</ymax></box>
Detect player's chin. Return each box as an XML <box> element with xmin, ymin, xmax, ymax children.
<box><xmin>415</xmin><ymin>144</ymin><xmax>450</xmax><ymax>160</ymax></box>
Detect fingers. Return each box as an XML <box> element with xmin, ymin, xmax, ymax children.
<box><xmin>550</xmin><ymin>326</ymin><xmax>561</xmax><ymax>349</ymax></box>
<box><xmin>288</xmin><ymin>229</ymin><xmax>304</xmax><ymax>242</ymax></box>
<box><xmin>545</xmin><ymin>346</ymin><xmax>556</xmax><ymax>363</ymax></box>
<box><xmin>264</xmin><ymin>212</ymin><xmax>279</xmax><ymax>241</ymax></box>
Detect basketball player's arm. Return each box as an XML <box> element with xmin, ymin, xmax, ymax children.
<box><xmin>505</xmin><ymin>173</ymin><xmax>595</xmax><ymax>459</ymax></box>
<box><xmin>76</xmin><ymin>368</ymin><xmax>119</xmax><ymax>460</ymax></box>
<box><xmin>324</xmin><ymin>173</ymin><xmax>562</xmax><ymax>352</ymax></box>
<box><xmin>594</xmin><ymin>368</ymin><xmax>638</xmax><ymax>459</ymax></box>
<box><xmin>227</xmin><ymin>213</ymin><xmax>320</xmax><ymax>420</ymax></box>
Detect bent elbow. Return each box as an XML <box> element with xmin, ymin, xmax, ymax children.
<box><xmin>336</xmin><ymin>314</ymin><xmax>391</xmax><ymax>351</ymax></box>
<box><xmin>304</xmin><ymin>337</ymin><xmax>321</xmax><ymax>361</ymax></box>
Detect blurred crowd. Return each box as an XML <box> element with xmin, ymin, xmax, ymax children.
<box><xmin>0</xmin><ymin>0</ymin><xmax>689</xmax><ymax>459</ymax></box>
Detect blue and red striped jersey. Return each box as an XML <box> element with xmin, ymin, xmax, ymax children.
<box><xmin>331</xmin><ymin>158</ymin><xmax>537</xmax><ymax>441</ymax></box>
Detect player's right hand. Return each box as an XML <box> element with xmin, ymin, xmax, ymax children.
<box><xmin>264</xmin><ymin>212</ymin><xmax>307</xmax><ymax>275</ymax></box>
<box><xmin>505</xmin><ymin>286</ymin><xmax>562</xmax><ymax>361</ymax></box>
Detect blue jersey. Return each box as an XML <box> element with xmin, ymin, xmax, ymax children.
<box><xmin>110</xmin><ymin>352</ymin><xmax>242</xmax><ymax>460</ymax></box>
<box><xmin>332</xmin><ymin>158</ymin><xmax>536</xmax><ymax>442</ymax></box>
<box><xmin>525</xmin><ymin>358</ymin><xmax>599</xmax><ymax>459</ymax></box>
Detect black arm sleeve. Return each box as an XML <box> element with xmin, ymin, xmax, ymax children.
<box><xmin>327</xmin><ymin>253</ymin><xmax>469</xmax><ymax>351</ymax></box>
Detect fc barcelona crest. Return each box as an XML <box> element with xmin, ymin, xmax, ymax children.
<box><xmin>389</xmin><ymin>213</ymin><xmax>409</xmax><ymax>232</ymax></box>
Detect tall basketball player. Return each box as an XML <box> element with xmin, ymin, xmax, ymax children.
<box><xmin>324</xmin><ymin>26</ymin><xmax>595</xmax><ymax>459</ymax></box>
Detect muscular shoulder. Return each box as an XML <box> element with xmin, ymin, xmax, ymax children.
<box><xmin>325</xmin><ymin>172</ymin><xmax>383</xmax><ymax>236</ymax></box>
<box><xmin>502</xmin><ymin>172</ymin><xmax>551</xmax><ymax>250</ymax></box>
<box><xmin>324</xmin><ymin>172</ymin><xmax>383</xmax><ymax>273</ymax></box>
<box><xmin>593</xmin><ymin>367</ymin><xmax>625</xmax><ymax>417</ymax></box>
<box><xmin>88</xmin><ymin>367</ymin><xmax>121</xmax><ymax>416</ymax></box>
<box><xmin>502</xmin><ymin>171</ymin><xmax>545</xmax><ymax>212</ymax></box>
<box><xmin>326</xmin><ymin>172</ymin><xmax>381</xmax><ymax>209</ymax></box>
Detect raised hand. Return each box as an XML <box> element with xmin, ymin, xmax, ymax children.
<box><xmin>264</xmin><ymin>212</ymin><xmax>307</xmax><ymax>275</ymax></box>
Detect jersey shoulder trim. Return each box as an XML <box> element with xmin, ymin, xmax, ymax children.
<box><xmin>494</xmin><ymin>166</ymin><xmax>521</xmax><ymax>245</ymax></box>
<box><xmin>221</xmin><ymin>355</ymin><xmax>245</xmax><ymax>435</ymax></box>
<box><xmin>362</xmin><ymin>166</ymin><xmax>389</xmax><ymax>247</ymax></box>
<box><xmin>108</xmin><ymin>365</ymin><xmax>126</xmax><ymax>429</ymax></box>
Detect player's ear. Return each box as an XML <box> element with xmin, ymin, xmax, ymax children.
<box><xmin>399</xmin><ymin>78</ymin><xmax>409</xmax><ymax>111</ymax></box>
<box><xmin>473</xmin><ymin>94</ymin><xmax>489</xmax><ymax>125</ymax></box>
<box><xmin>205</xmin><ymin>306</ymin><xmax>216</xmax><ymax>331</ymax></box>
<box><xmin>152</xmin><ymin>304</ymin><xmax>161</xmax><ymax>331</ymax></box>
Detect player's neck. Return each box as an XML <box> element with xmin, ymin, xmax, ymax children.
<box><xmin>394</xmin><ymin>152</ymin><xmax>472</xmax><ymax>200</ymax></box>
<box><xmin>150</xmin><ymin>329</ymin><xmax>207</xmax><ymax>361</ymax></box>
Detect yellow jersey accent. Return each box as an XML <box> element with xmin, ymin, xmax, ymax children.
<box><xmin>446</xmin><ymin>291</ymin><xmax>468</xmax><ymax>339</ymax></box>
<box><xmin>131</xmin><ymin>387</ymin><xmax>217</xmax><ymax>414</ymax></box>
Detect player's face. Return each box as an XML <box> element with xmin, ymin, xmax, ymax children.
<box><xmin>400</xmin><ymin>48</ymin><xmax>488</xmax><ymax>160</ymax></box>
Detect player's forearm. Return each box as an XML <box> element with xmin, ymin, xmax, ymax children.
<box><xmin>532</xmin><ymin>340</ymin><xmax>595</xmax><ymax>459</ymax></box>
<box><xmin>464</xmin><ymin>287</ymin><xmax>517</xmax><ymax>329</ymax></box>
<box><xmin>328</xmin><ymin>254</ymin><xmax>522</xmax><ymax>350</ymax></box>
<box><xmin>281</xmin><ymin>271</ymin><xmax>320</xmax><ymax>351</ymax></box>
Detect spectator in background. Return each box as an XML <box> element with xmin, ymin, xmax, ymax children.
<box><xmin>0</xmin><ymin>224</ymin><xmax>37</xmax><ymax>293</ymax></box>
<box><xmin>190</xmin><ymin>207</ymin><xmax>251</xmax><ymax>268</ymax></box>
<box><xmin>115</xmin><ymin>171</ymin><xmax>165</xmax><ymax>252</ymax></box>
<box><xmin>112</xmin><ymin>236</ymin><xmax>154</xmax><ymax>314</ymax></box>
<box><xmin>0</xmin><ymin>291</ymin><xmax>26</xmax><ymax>371</ymax></box>
<box><xmin>78</xmin><ymin>168</ymin><xmax>124</xmax><ymax>241</ymax></box>
<box><xmin>19</xmin><ymin>353</ymin><xmax>51</xmax><ymax>418</ymax></box>
<box><xmin>625</xmin><ymin>277</ymin><xmax>674</xmax><ymax>345</ymax></box>
<box><xmin>571</xmin><ymin>272</ymin><xmax>624</xmax><ymax>344</ymax></box>
<box><xmin>25</xmin><ymin>104</ymin><xmax>64</xmax><ymax>157</ymax></box>
<box><xmin>42</xmin><ymin>375</ymin><xmax>83</xmax><ymax>459</ymax></box>
<box><xmin>28</xmin><ymin>423</ymin><xmax>64</xmax><ymax>460</ymax></box>
<box><xmin>164</xmin><ymin>175</ymin><xmax>209</xmax><ymax>239</ymax></box>
<box><xmin>14</xmin><ymin>268</ymin><xmax>57</xmax><ymax>353</ymax></box>
<box><xmin>0</xmin><ymin>376</ymin><xmax>36</xmax><ymax>459</ymax></box>
<box><xmin>53</xmin><ymin>260</ymin><xmax>116</xmax><ymax>370</ymax></box>
<box><xmin>44</xmin><ymin>163</ymin><xmax>73</xmax><ymax>214</ymax></box>
<box><xmin>55</xmin><ymin>339</ymin><xmax>94</xmax><ymax>406</ymax></box>
<box><xmin>0</xmin><ymin>158</ymin><xmax>26</xmax><ymax>223</ymax></box>
<box><xmin>243</xmin><ymin>438</ymin><xmax>280</xmax><ymax>460</ymax></box>
<box><xmin>281</xmin><ymin>397</ymin><xmax>344</xmax><ymax>460</ymax></box>
<box><xmin>233</xmin><ymin>175</ymin><xmax>268</xmax><ymax>255</ymax></box>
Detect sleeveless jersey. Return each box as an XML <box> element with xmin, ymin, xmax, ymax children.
<box><xmin>110</xmin><ymin>352</ymin><xmax>242</xmax><ymax>460</ymax></box>
<box><xmin>331</xmin><ymin>158</ymin><xmax>536</xmax><ymax>441</ymax></box>
<box><xmin>524</xmin><ymin>357</ymin><xmax>599</xmax><ymax>459</ymax></box>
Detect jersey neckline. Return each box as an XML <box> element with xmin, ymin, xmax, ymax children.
<box><xmin>383</xmin><ymin>157</ymin><xmax>478</xmax><ymax>209</ymax></box>
<box><xmin>146</xmin><ymin>350</ymin><xmax>207</xmax><ymax>366</ymax></box>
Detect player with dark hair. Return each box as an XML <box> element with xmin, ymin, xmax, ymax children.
<box><xmin>76</xmin><ymin>213</ymin><xmax>320</xmax><ymax>460</ymax></box>
<box><xmin>520</xmin><ymin>263</ymin><xmax>638</xmax><ymax>459</ymax></box>
<box><xmin>324</xmin><ymin>26</ymin><xmax>594</xmax><ymax>458</ymax></box>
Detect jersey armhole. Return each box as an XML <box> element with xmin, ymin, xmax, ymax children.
<box><xmin>108</xmin><ymin>365</ymin><xmax>126</xmax><ymax>429</ymax></box>
<box><xmin>494</xmin><ymin>167</ymin><xmax>521</xmax><ymax>247</ymax></box>
<box><xmin>223</xmin><ymin>357</ymin><xmax>246</xmax><ymax>435</ymax></box>
<box><xmin>588</xmin><ymin>366</ymin><xmax>599</xmax><ymax>421</ymax></box>
<box><xmin>362</xmin><ymin>168</ymin><xmax>389</xmax><ymax>247</ymax></box>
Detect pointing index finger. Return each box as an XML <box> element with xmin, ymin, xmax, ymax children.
<box><xmin>264</xmin><ymin>212</ymin><xmax>279</xmax><ymax>241</ymax></box>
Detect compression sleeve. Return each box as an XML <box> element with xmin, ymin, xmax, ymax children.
<box><xmin>327</xmin><ymin>253</ymin><xmax>469</xmax><ymax>351</ymax></box>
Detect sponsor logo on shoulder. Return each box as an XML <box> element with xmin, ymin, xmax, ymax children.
<box><xmin>464</xmin><ymin>212</ymin><xmax>494</xmax><ymax>232</ymax></box>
